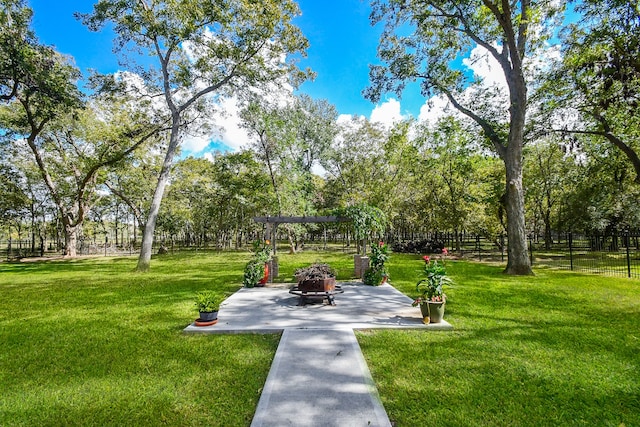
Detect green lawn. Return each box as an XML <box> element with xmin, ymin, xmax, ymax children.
<box><xmin>360</xmin><ymin>258</ymin><xmax>640</xmax><ymax>426</ymax></box>
<box><xmin>1</xmin><ymin>251</ymin><xmax>638</xmax><ymax>426</ymax></box>
<box><xmin>0</xmin><ymin>253</ymin><xmax>278</xmax><ymax>426</ymax></box>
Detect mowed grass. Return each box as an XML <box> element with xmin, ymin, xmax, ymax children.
<box><xmin>0</xmin><ymin>250</ymin><xmax>357</xmax><ymax>426</ymax></box>
<box><xmin>1</xmin><ymin>250</ymin><xmax>639</xmax><ymax>426</ymax></box>
<box><xmin>358</xmin><ymin>256</ymin><xmax>640</xmax><ymax>426</ymax></box>
<box><xmin>0</xmin><ymin>252</ymin><xmax>278</xmax><ymax>426</ymax></box>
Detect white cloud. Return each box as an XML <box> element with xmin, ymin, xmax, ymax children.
<box><xmin>164</xmin><ymin>27</ymin><xmax>297</xmax><ymax>158</ymax></box>
<box><xmin>418</xmin><ymin>94</ymin><xmax>455</xmax><ymax>125</ymax></box>
<box><xmin>182</xmin><ymin>135</ymin><xmax>211</xmax><ymax>153</ymax></box>
<box><xmin>370</xmin><ymin>98</ymin><xmax>404</xmax><ymax>127</ymax></box>
<box><xmin>180</xmin><ymin>97</ymin><xmax>251</xmax><ymax>157</ymax></box>
<box><xmin>462</xmin><ymin>44</ymin><xmax>507</xmax><ymax>89</ymax></box>
<box><xmin>208</xmin><ymin>97</ymin><xmax>249</xmax><ymax>151</ymax></box>
<box><xmin>337</xmin><ymin>113</ymin><xmax>362</xmax><ymax>125</ymax></box>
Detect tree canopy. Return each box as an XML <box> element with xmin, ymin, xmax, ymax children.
<box><xmin>78</xmin><ymin>0</ymin><xmax>311</xmax><ymax>270</ymax></box>
<box><xmin>365</xmin><ymin>0</ymin><xmax>563</xmax><ymax>274</ymax></box>
<box><xmin>1</xmin><ymin>0</ymin><xmax>638</xmax><ymax>267</ymax></box>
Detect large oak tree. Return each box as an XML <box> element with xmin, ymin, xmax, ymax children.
<box><xmin>365</xmin><ymin>0</ymin><xmax>562</xmax><ymax>274</ymax></box>
<box><xmin>79</xmin><ymin>0</ymin><xmax>311</xmax><ymax>271</ymax></box>
<box><xmin>545</xmin><ymin>0</ymin><xmax>640</xmax><ymax>183</ymax></box>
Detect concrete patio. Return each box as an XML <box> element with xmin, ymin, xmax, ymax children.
<box><xmin>184</xmin><ymin>282</ymin><xmax>453</xmax><ymax>333</ymax></box>
<box><xmin>184</xmin><ymin>282</ymin><xmax>452</xmax><ymax>426</ymax></box>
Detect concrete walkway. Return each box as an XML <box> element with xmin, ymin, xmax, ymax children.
<box><xmin>251</xmin><ymin>328</ymin><xmax>390</xmax><ymax>427</ymax></box>
<box><xmin>184</xmin><ymin>282</ymin><xmax>452</xmax><ymax>426</ymax></box>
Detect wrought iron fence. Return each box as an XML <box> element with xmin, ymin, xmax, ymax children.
<box><xmin>3</xmin><ymin>230</ymin><xmax>639</xmax><ymax>280</ymax></box>
<box><xmin>529</xmin><ymin>231</ymin><xmax>640</xmax><ymax>279</ymax></box>
<box><xmin>446</xmin><ymin>230</ymin><xmax>639</xmax><ymax>279</ymax></box>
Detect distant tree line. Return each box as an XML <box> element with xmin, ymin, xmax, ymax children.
<box><xmin>0</xmin><ymin>0</ymin><xmax>638</xmax><ymax>274</ymax></box>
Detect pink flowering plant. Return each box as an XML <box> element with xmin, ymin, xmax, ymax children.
<box><xmin>412</xmin><ymin>248</ymin><xmax>452</xmax><ymax>306</ymax></box>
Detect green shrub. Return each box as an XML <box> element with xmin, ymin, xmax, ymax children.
<box><xmin>243</xmin><ymin>259</ymin><xmax>264</xmax><ymax>288</ymax></box>
<box><xmin>363</xmin><ymin>267</ymin><xmax>386</xmax><ymax>286</ymax></box>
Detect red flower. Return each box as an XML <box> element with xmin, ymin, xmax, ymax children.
<box><xmin>442</xmin><ymin>248</ymin><xmax>448</xmax><ymax>255</ymax></box>
<box><xmin>379</xmin><ymin>241</ymin><xmax>384</xmax><ymax>247</ymax></box>
<box><xmin>422</xmin><ymin>255</ymin><xmax>430</xmax><ymax>263</ymax></box>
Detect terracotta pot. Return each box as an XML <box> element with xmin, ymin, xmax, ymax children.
<box><xmin>258</xmin><ymin>263</ymin><xmax>269</xmax><ymax>285</ymax></box>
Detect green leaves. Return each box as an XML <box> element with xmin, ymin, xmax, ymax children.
<box><xmin>341</xmin><ymin>203</ymin><xmax>388</xmax><ymax>241</ymax></box>
<box><xmin>80</xmin><ymin>0</ymin><xmax>309</xmax><ymax>100</ymax></box>
<box><xmin>194</xmin><ymin>290</ymin><xmax>220</xmax><ymax>312</ymax></box>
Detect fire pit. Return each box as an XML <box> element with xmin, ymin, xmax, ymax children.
<box><xmin>289</xmin><ymin>283</ymin><xmax>344</xmax><ymax>306</ymax></box>
<box><xmin>290</xmin><ymin>263</ymin><xmax>343</xmax><ymax>305</ymax></box>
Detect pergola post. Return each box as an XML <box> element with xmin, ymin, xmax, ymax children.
<box><xmin>265</xmin><ymin>222</ymin><xmax>276</xmax><ymax>255</ymax></box>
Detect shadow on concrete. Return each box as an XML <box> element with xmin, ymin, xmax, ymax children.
<box><xmin>184</xmin><ymin>282</ymin><xmax>453</xmax><ymax>333</ymax></box>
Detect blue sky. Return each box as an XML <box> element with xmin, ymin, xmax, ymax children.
<box><xmin>25</xmin><ymin>1</ymin><xmax>570</xmax><ymax>156</ymax></box>
<box><xmin>27</xmin><ymin>0</ymin><xmax>422</xmax><ymax>120</ymax></box>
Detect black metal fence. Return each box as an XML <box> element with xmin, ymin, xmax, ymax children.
<box><xmin>449</xmin><ymin>231</ymin><xmax>640</xmax><ymax>279</ymax></box>
<box><xmin>0</xmin><ymin>238</ymin><xmax>139</xmax><ymax>259</ymax></box>
<box><xmin>530</xmin><ymin>231</ymin><xmax>640</xmax><ymax>279</ymax></box>
<box><xmin>3</xmin><ymin>230</ymin><xmax>639</xmax><ymax>280</ymax></box>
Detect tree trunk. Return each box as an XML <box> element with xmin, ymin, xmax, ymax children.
<box><xmin>114</xmin><ymin>209</ymin><xmax>119</xmax><ymax>247</ymax></box>
<box><xmin>136</xmin><ymin>120</ymin><xmax>181</xmax><ymax>271</ymax></box>
<box><xmin>287</xmin><ymin>228</ymin><xmax>296</xmax><ymax>254</ymax></box>
<box><xmin>544</xmin><ymin>209</ymin><xmax>552</xmax><ymax>250</ymax></box>
<box><xmin>503</xmin><ymin>123</ymin><xmax>533</xmax><ymax>275</ymax></box>
<box><xmin>63</xmin><ymin>223</ymin><xmax>77</xmax><ymax>257</ymax></box>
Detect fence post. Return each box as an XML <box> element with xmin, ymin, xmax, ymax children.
<box><xmin>476</xmin><ymin>235</ymin><xmax>481</xmax><ymax>261</ymax></box>
<box><xmin>569</xmin><ymin>232</ymin><xmax>574</xmax><ymax>271</ymax></box>
<box><xmin>626</xmin><ymin>229</ymin><xmax>632</xmax><ymax>278</ymax></box>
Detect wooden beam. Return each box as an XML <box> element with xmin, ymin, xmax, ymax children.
<box><xmin>253</xmin><ymin>216</ymin><xmax>349</xmax><ymax>224</ymax></box>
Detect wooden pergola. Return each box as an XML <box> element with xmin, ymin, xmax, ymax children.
<box><xmin>253</xmin><ymin>216</ymin><xmax>350</xmax><ymax>255</ymax></box>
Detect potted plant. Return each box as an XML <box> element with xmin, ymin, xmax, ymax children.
<box><xmin>294</xmin><ymin>263</ymin><xmax>337</xmax><ymax>292</ymax></box>
<box><xmin>195</xmin><ymin>291</ymin><xmax>219</xmax><ymax>322</ymax></box>
<box><xmin>363</xmin><ymin>241</ymin><xmax>390</xmax><ymax>286</ymax></box>
<box><xmin>412</xmin><ymin>250</ymin><xmax>451</xmax><ymax>323</ymax></box>
<box><xmin>243</xmin><ymin>240</ymin><xmax>272</xmax><ymax>287</ymax></box>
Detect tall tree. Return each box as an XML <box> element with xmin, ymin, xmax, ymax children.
<box><xmin>0</xmin><ymin>162</ymin><xmax>30</xmax><ymax>232</ymax></box>
<box><xmin>0</xmin><ymin>1</ymin><xmax>83</xmax><ymax>255</ymax></box>
<box><xmin>1</xmin><ymin>2</ymin><xmax>166</xmax><ymax>256</ymax></box>
<box><xmin>542</xmin><ymin>0</ymin><xmax>640</xmax><ymax>183</ymax></box>
<box><xmin>523</xmin><ymin>138</ymin><xmax>576</xmax><ymax>248</ymax></box>
<box><xmin>242</xmin><ymin>95</ymin><xmax>337</xmax><ymax>252</ymax></box>
<box><xmin>0</xmin><ymin>0</ymin><xmax>37</xmax><ymax>102</ymax></box>
<box><xmin>416</xmin><ymin>117</ymin><xmax>484</xmax><ymax>250</ymax></box>
<box><xmin>557</xmin><ymin>135</ymin><xmax>640</xmax><ymax>233</ymax></box>
<box><xmin>104</xmin><ymin>147</ymin><xmax>163</xmax><ymax>245</ymax></box>
<box><xmin>365</xmin><ymin>0</ymin><xmax>562</xmax><ymax>274</ymax></box>
<box><xmin>79</xmin><ymin>0</ymin><xmax>310</xmax><ymax>271</ymax></box>
<box><xmin>2</xmin><ymin>99</ymin><xmax>163</xmax><ymax>256</ymax></box>
<box><xmin>321</xmin><ymin>116</ymin><xmax>388</xmax><ymax>207</ymax></box>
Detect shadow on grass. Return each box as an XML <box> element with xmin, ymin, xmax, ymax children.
<box><xmin>358</xmin><ymin>258</ymin><xmax>640</xmax><ymax>426</ymax></box>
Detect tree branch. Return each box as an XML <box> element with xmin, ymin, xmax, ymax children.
<box><xmin>436</xmin><ymin>84</ymin><xmax>507</xmax><ymax>159</ymax></box>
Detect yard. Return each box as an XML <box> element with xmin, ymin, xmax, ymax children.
<box><xmin>0</xmin><ymin>251</ymin><xmax>638</xmax><ymax>426</ymax></box>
